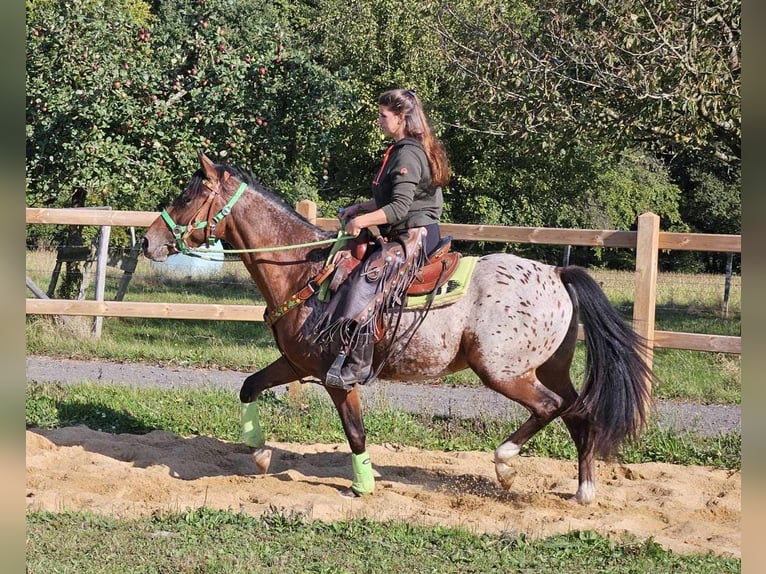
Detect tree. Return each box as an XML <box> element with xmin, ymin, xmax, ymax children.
<box><xmin>26</xmin><ymin>0</ymin><xmax>159</xmax><ymax>212</ymax></box>
<box><xmin>307</xmin><ymin>0</ymin><xmax>688</xmax><ymax>243</ymax></box>
<box><xmin>428</xmin><ymin>0</ymin><xmax>740</xmax><ymax>168</ymax></box>
<box><xmin>26</xmin><ymin>0</ymin><xmax>162</xmax><ymax>247</ymax></box>
<box><xmin>26</xmin><ymin>0</ymin><xmax>358</xmax><ymax>247</ymax></box>
<box><xmin>146</xmin><ymin>0</ymin><xmax>357</xmax><ymax>207</ymax></box>
<box><xmin>304</xmin><ymin>0</ymin><xmax>454</xmax><ymax>211</ymax></box>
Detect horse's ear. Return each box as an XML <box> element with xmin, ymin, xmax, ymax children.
<box><xmin>197</xmin><ymin>150</ymin><xmax>218</xmax><ymax>182</ymax></box>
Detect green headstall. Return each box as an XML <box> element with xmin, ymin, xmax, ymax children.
<box><xmin>161</xmin><ymin>181</ymin><xmax>248</xmax><ymax>257</ymax></box>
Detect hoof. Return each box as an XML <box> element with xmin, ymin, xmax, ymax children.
<box><xmin>495</xmin><ymin>463</ymin><xmax>517</xmax><ymax>491</ymax></box>
<box><xmin>340</xmin><ymin>487</ymin><xmax>362</xmax><ymax>499</ymax></box>
<box><xmin>253</xmin><ymin>448</ymin><xmax>272</xmax><ymax>475</ymax></box>
<box><xmin>573</xmin><ymin>481</ymin><xmax>596</xmax><ymax>505</ymax></box>
<box><xmin>494</xmin><ymin>442</ymin><xmax>520</xmax><ymax>491</ymax></box>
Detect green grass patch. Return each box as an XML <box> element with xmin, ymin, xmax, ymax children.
<box><xmin>26</xmin><ymin>382</ymin><xmax>740</xmax><ymax>470</ymax></box>
<box><xmin>652</xmin><ymin>349</ymin><xmax>740</xmax><ymax>404</ymax></box>
<box><xmin>26</xmin><ymin>508</ymin><xmax>739</xmax><ymax>574</ymax></box>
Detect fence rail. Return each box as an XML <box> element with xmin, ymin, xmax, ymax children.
<box><xmin>25</xmin><ymin>208</ymin><xmax>742</xmax><ymax>252</ymax></box>
<box><xmin>25</xmin><ymin>206</ymin><xmax>742</xmax><ymax>359</ymax></box>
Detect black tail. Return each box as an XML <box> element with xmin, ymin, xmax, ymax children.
<box><xmin>560</xmin><ymin>266</ymin><xmax>654</xmax><ymax>458</ymax></box>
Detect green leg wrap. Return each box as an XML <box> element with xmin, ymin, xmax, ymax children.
<box><xmin>351</xmin><ymin>451</ymin><xmax>375</xmax><ymax>495</ymax></box>
<box><xmin>241</xmin><ymin>402</ymin><xmax>265</xmax><ymax>448</ymax></box>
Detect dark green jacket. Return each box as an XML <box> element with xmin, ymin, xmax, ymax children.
<box><xmin>372</xmin><ymin>137</ymin><xmax>443</xmax><ymax>235</ymax></box>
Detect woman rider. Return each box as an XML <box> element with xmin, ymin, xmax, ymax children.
<box><xmin>313</xmin><ymin>88</ymin><xmax>451</xmax><ymax>390</ymax></box>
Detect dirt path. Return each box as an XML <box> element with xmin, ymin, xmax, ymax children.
<box><xmin>26</xmin><ymin>426</ymin><xmax>741</xmax><ymax>558</ymax></box>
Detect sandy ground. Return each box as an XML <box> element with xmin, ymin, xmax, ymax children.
<box><xmin>26</xmin><ymin>426</ymin><xmax>741</xmax><ymax>558</ymax></box>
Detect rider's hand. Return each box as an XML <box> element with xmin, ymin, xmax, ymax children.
<box><xmin>345</xmin><ymin>217</ymin><xmax>364</xmax><ymax>237</ymax></box>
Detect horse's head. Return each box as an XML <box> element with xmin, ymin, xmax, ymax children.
<box><xmin>142</xmin><ymin>151</ymin><xmax>247</xmax><ymax>262</ymax></box>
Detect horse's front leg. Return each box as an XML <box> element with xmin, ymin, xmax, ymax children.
<box><xmin>239</xmin><ymin>356</ymin><xmax>305</xmax><ymax>475</ymax></box>
<box><xmin>240</xmin><ymin>355</ymin><xmax>301</xmax><ymax>402</ymax></box>
<box><xmin>325</xmin><ymin>386</ymin><xmax>375</xmax><ymax>497</ymax></box>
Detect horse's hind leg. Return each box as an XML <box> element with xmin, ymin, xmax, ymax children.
<box><xmin>535</xmin><ymin>319</ymin><xmax>597</xmax><ymax>505</ymax></box>
<box><xmin>478</xmin><ymin>368</ymin><xmax>566</xmax><ymax>491</ymax></box>
<box><xmin>537</xmin><ymin>358</ymin><xmax>597</xmax><ymax>505</ymax></box>
<box><xmin>560</xmin><ymin>408</ymin><xmax>596</xmax><ymax>504</ymax></box>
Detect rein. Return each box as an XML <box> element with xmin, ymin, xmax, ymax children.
<box><xmin>161</xmin><ymin>180</ymin><xmax>352</xmax><ymax>259</ymax></box>
<box><xmin>184</xmin><ymin>236</ymin><xmax>346</xmax><ymax>260</ymax></box>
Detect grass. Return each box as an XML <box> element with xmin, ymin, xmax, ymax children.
<box><xmin>25</xmin><ymin>249</ymin><xmax>741</xmax><ymax>404</ymax></box>
<box><xmin>26</xmin><ymin>508</ymin><xmax>739</xmax><ymax>573</ymax></box>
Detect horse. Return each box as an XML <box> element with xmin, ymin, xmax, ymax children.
<box><xmin>142</xmin><ymin>151</ymin><xmax>654</xmax><ymax>504</ymax></box>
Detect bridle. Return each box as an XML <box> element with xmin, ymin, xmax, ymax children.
<box><xmin>160</xmin><ymin>178</ymin><xmax>248</xmax><ymax>256</ymax></box>
<box><xmin>157</xmin><ymin>174</ymin><xmax>355</xmax><ymax>329</ymax></box>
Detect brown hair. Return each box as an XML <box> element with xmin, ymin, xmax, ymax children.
<box><xmin>378</xmin><ymin>89</ymin><xmax>451</xmax><ymax>187</ymax></box>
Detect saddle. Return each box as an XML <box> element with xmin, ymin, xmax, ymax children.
<box><xmin>266</xmin><ymin>231</ymin><xmax>460</xmax><ymax>330</ymax></box>
<box><xmin>327</xmin><ymin>233</ymin><xmax>462</xmax><ymax>297</ymax></box>
<box><xmin>408</xmin><ymin>237</ymin><xmax>462</xmax><ymax>296</ymax></box>
<box><xmin>320</xmin><ymin>229</ymin><xmax>462</xmax><ymax>352</ymax></box>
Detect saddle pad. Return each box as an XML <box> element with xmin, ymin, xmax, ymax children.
<box><xmin>405</xmin><ymin>256</ymin><xmax>478</xmax><ymax>310</ymax></box>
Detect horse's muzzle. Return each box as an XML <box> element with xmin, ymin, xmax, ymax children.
<box><xmin>141</xmin><ymin>235</ymin><xmax>171</xmax><ymax>262</ymax></box>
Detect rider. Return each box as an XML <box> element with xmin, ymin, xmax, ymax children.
<box><xmin>312</xmin><ymin>88</ymin><xmax>451</xmax><ymax>389</ymax></box>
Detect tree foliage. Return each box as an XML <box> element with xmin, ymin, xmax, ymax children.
<box><xmin>26</xmin><ymin>0</ymin><xmax>357</xmax><ymax>225</ymax></box>
<box><xmin>309</xmin><ymin>2</ymin><xmax>686</xmax><ymax>242</ymax></box>
<box><xmin>428</xmin><ymin>0</ymin><xmax>740</xmax><ymax>168</ymax></box>
<box><xmin>26</xmin><ymin>0</ymin><xmax>159</xmax><ymax>213</ymax></box>
<box><xmin>304</xmin><ymin>0</ymin><xmax>453</xmax><ymax>208</ymax></box>
<box><xmin>25</xmin><ymin>0</ymin><xmax>739</xmax><ymax>272</ymax></box>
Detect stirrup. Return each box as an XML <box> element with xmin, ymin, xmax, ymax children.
<box><xmin>324</xmin><ymin>352</ymin><xmax>354</xmax><ymax>391</ymax></box>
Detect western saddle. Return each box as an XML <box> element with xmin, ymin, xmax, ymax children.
<box><xmin>328</xmin><ymin>232</ymin><xmax>462</xmax><ymax>297</ymax></box>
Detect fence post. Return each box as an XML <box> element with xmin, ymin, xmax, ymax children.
<box><xmin>287</xmin><ymin>200</ymin><xmax>319</xmax><ymax>403</ymax></box>
<box><xmin>295</xmin><ymin>199</ymin><xmax>317</xmax><ymax>224</ymax></box>
<box><xmin>723</xmin><ymin>252</ymin><xmax>733</xmax><ymax>318</ymax></box>
<box><xmin>633</xmin><ymin>212</ymin><xmax>660</xmax><ymax>380</ymax></box>
<box><xmin>92</xmin><ymin>221</ymin><xmax>112</xmax><ymax>338</ymax></box>
<box><xmin>114</xmin><ymin>227</ymin><xmax>142</xmax><ymax>302</ymax></box>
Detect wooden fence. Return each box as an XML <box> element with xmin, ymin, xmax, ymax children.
<box><xmin>25</xmin><ymin>205</ymin><xmax>742</xmax><ymax>362</ymax></box>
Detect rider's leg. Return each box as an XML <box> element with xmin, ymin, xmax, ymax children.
<box><xmin>325</xmin><ymin>333</ymin><xmax>374</xmax><ymax>390</ymax></box>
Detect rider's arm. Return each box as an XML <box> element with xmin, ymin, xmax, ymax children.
<box><xmin>346</xmin><ymin>207</ymin><xmax>388</xmax><ymax>236</ymax></box>
<box><xmin>344</xmin><ymin>199</ymin><xmax>377</xmax><ymax>218</ymax></box>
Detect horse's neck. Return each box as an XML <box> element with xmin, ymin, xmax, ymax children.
<box><xmin>228</xmin><ymin>196</ymin><xmax>326</xmax><ymax>309</ymax></box>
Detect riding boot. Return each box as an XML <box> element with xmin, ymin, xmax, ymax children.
<box><xmin>325</xmin><ymin>338</ymin><xmax>374</xmax><ymax>391</ymax></box>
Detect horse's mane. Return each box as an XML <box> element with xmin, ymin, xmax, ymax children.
<box><xmin>217</xmin><ymin>163</ymin><xmax>332</xmax><ymax>238</ymax></box>
<box><xmin>220</xmin><ymin>163</ymin><xmax>259</xmax><ymax>189</ymax></box>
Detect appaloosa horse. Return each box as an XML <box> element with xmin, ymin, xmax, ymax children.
<box><xmin>142</xmin><ymin>151</ymin><xmax>654</xmax><ymax>504</ymax></box>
